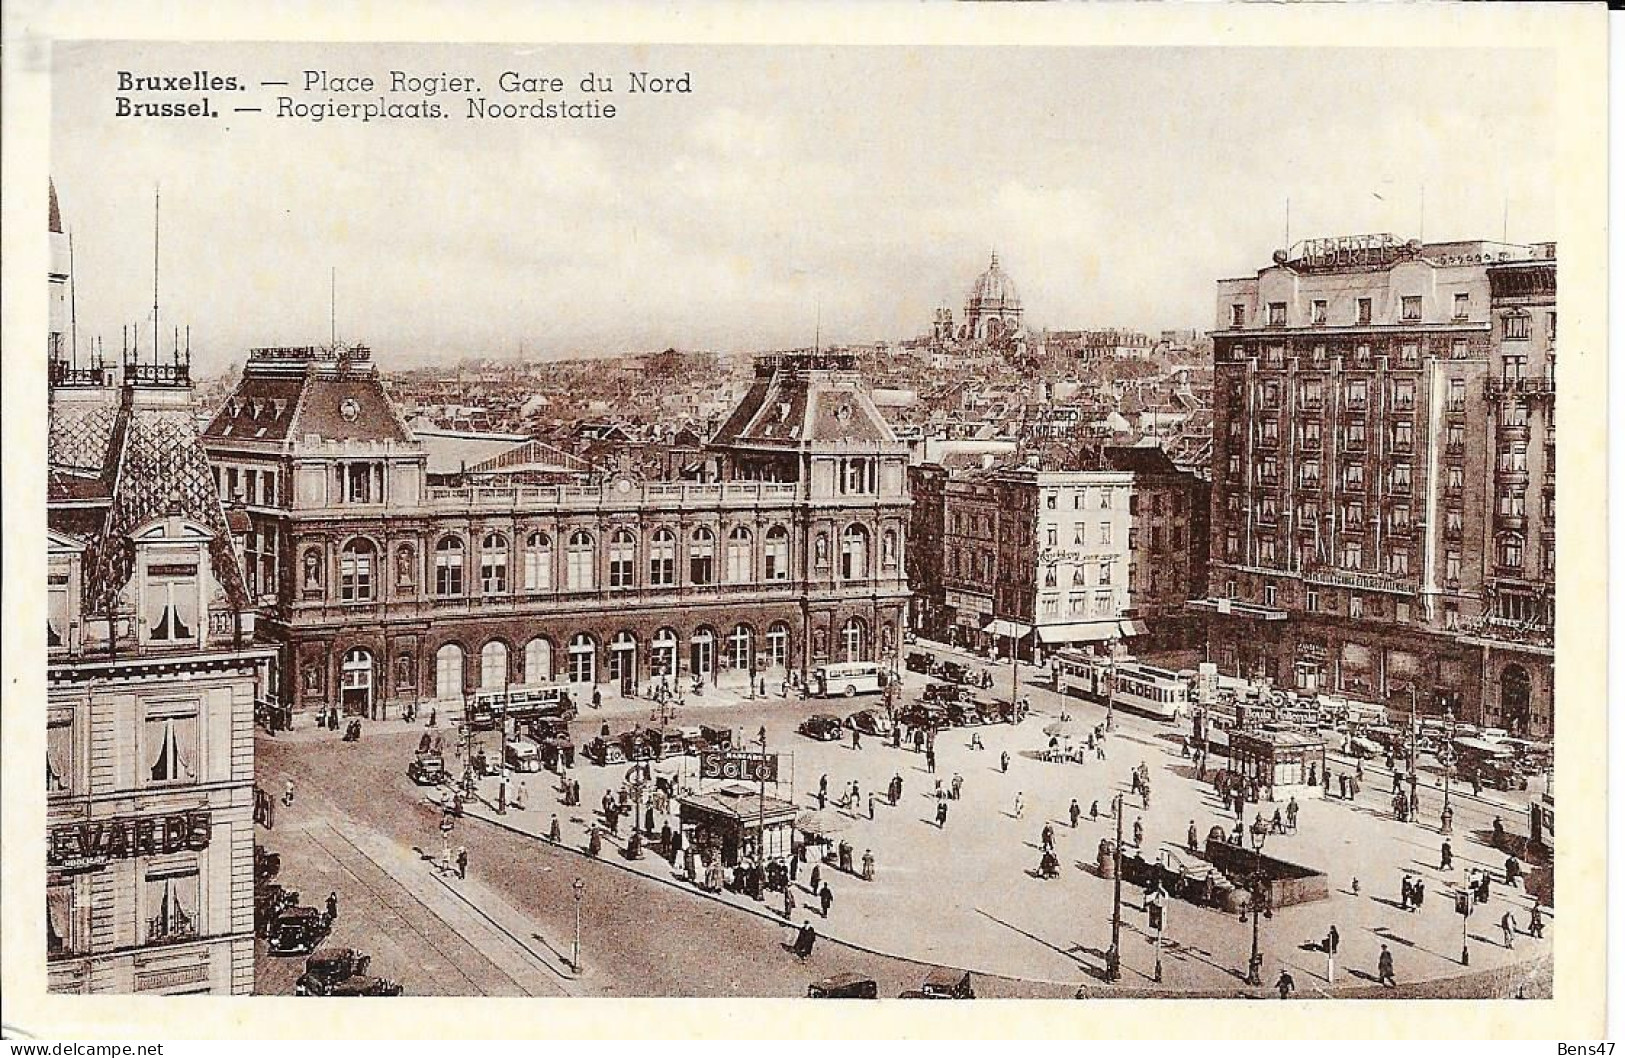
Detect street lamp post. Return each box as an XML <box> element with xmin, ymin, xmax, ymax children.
<box><xmin>571</xmin><ymin>877</ymin><xmax>585</xmax><ymax>975</ymax></box>
<box><xmin>1245</xmin><ymin>816</ymin><xmax>1269</xmax><ymax>986</ymax></box>
<box><xmin>1456</xmin><ymin>882</ymin><xmax>1472</xmax><ymax>966</ymax></box>
<box><xmin>1440</xmin><ymin>707</ymin><xmax>1458</xmax><ymax>830</ymax></box>
<box><xmin>1107</xmin><ymin>792</ymin><xmax>1124</xmax><ymax>982</ymax></box>
<box><xmin>1105</xmin><ymin>644</ymin><xmax>1118</xmax><ymax>732</ymax></box>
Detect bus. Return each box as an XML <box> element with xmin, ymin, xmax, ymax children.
<box><xmin>467</xmin><ymin>683</ymin><xmax>576</xmax><ymax>730</ymax></box>
<box><xmin>809</xmin><ymin>662</ymin><xmax>888</xmax><ymax>698</ymax></box>
<box><xmin>1050</xmin><ymin>651</ymin><xmax>1189</xmax><ymax>721</ymax></box>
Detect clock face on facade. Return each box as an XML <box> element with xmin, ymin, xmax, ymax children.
<box><xmin>339</xmin><ymin>398</ymin><xmax>361</xmax><ymax>422</ymax></box>
<box><xmin>835</xmin><ymin>403</ymin><xmax>853</xmax><ymax>423</ymax></box>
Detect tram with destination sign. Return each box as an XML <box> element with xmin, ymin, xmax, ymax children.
<box><xmin>1050</xmin><ymin>651</ymin><xmax>1189</xmax><ymax>721</ymax></box>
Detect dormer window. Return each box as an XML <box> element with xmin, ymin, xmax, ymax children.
<box><xmin>48</xmin><ymin>568</ymin><xmax>70</xmax><ymax>649</ymax></box>
<box><xmin>146</xmin><ymin>560</ymin><xmax>199</xmax><ymax>643</ymax></box>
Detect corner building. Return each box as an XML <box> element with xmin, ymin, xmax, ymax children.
<box><xmin>202</xmin><ymin>349</ymin><xmax>911</xmax><ymax>716</ymax></box>
<box><xmin>1193</xmin><ymin>235</ymin><xmax>1554</xmax><ymax>734</ymax></box>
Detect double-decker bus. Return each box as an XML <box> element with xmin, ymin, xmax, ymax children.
<box><xmin>1050</xmin><ymin>651</ymin><xmax>1189</xmax><ymax>721</ymax></box>
<box><xmin>809</xmin><ymin>661</ymin><xmax>889</xmax><ymax>698</ymax></box>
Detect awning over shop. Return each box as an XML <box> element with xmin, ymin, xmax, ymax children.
<box><xmin>982</xmin><ymin>619</ymin><xmax>1033</xmax><ymax>640</ymax></box>
<box><xmin>1035</xmin><ymin>622</ymin><xmax>1118</xmax><ymax>645</ymax></box>
<box><xmin>1119</xmin><ymin>619</ymin><xmax>1149</xmax><ymax>637</ymax></box>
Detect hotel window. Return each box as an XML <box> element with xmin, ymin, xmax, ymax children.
<box><xmin>1345</xmin><ymin>421</ymin><xmax>1365</xmax><ymax>448</ymax></box>
<box><xmin>1447</xmin><ymin>465</ymin><xmax>1465</xmax><ymax>492</ymax></box>
<box><xmin>1502</xmin><ymin>356</ymin><xmax>1527</xmax><ymax>382</ymax></box>
<box><xmin>1312</xmin><ymin>343</ymin><xmax>1327</xmax><ymax>364</ymax></box>
<box><xmin>345</xmin><ymin>462</ymin><xmax>374</xmax><ymax>504</ymax></box>
<box><xmin>1268</xmin><ymin>302</ymin><xmax>1286</xmax><ymax>327</ymax></box>
<box><xmin>339</xmin><ymin>540</ymin><xmax>375</xmax><ymax>601</ymax></box>
<box><xmin>1548</xmin><ymin>312</ymin><xmax>1557</xmax><ymax>340</ymax></box>
<box><xmin>1258</xmin><ymin>538</ymin><xmax>1277</xmax><ymax>565</ymax></box>
<box><xmin>841</xmin><ymin>525</ymin><xmax>870</xmax><ymax>580</ymax></box>
<box><xmin>1151</xmin><ymin>526</ymin><xmax>1164</xmax><ymax>549</ymax></box>
<box><xmin>1392</xmin><ymin>463</ymin><xmax>1412</xmax><ymax>492</ymax></box>
<box><xmin>1073</xmin><ymin>523</ymin><xmax>1086</xmax><ymax>546</ymax></box>
<box><xmin>1045</xmin><ymin>492</ymin><xmax>1057</xmax><ymax>510</ymax></box>
<box><xmin>1228</xmin><ymin>455</ymin><xmax>1242</xmax><ymax>479</ymax></box>
<box><xmin>1391</xmin><ymin>505</ymin><xmax>1411</xmax><ymax>531</ymax></box>
<box><xmin>1401</xmin><ymin>296</ymin><xmax>1422</xmax><ymax>322</ymax></box>
<box><xmin>145</xmin><ymin>865</ymin><xmax>200</xmax><ymax>945</ymax></box>
<box><xmin>48</xmin><ymin>569</ymin><xmax>70</xmax><ymax>649</ymax></box>
<box><xmin>649</xmin><ymin>529</ymin><xmax>676</xmax><ymax>585</ymax></box>
<box><xmin>1500</xmin><ymin>491</ymin><xmax>1526</xmax><ymax>518</ymax></box>
<box><xmin>48</xmin><ymin>878</ymin><xmax>77</xmax><ymax>957</ymax></box>
<box><xmin>1226</xmin><ymin>579</ymin><xmax>1238</xmax><ymax>599</ymax></box>
<box><xmin>1098</xmin><ymin>522</ymin><xmax>1112</xmax><ymax>545</ymax></box>
<box><xmin>1341</xmin><ymin>541</ymin><xmax>1362</xmax><ymax>570</ymax></box>
<box><xmin>1305</xmin><ymin>588</ymin><xmax>1320</xmax><ymax>613</ymax></box>
<box><xmin>689</xmin><ymin>527</ymin><xmax>716</xmax><ymax>585</ymax></box>
<box><xmin>1225</xmin><ymin>531</ymin><xmax>1239</xmax><ymax>561</ymax></box>
<box><xmin>764</xmin><ymin>526</ymin><xmax>789</xmax><ymax>580</ymax></box>
<box><xmin>1128</xmin><ymin>529</ymin><xmax>1139</xmax><ymax>551</ymax></box>
<box><xmin>610</xmin><ymin>529</ymin><xmax>638</xmax><ymax>588</ymax></box>
<box><xmin>1354</xmin><ymin>343</ymin><xmax>1372</xmax><ymax>366</ymax></box>
<box><xmin>1499</xmin><ymin>534</ymin><xmax>1525</xmax><ymax>568</ymax></box>
<box><xmin>1346</xmin><ymin>379</ymin><xmax>1368</xmax><ymax>406</ymax></box>
<box><xmin>1386</xmin><ymin>549</ymin><xmax>1410</xmax><ymax>575</ymax></box>
<box><xmin>145</xmin><ymin>559</ymin><xmax>199</xmax><ymax>643</ymax></box>
<box><xmin>1356</xmin><ymin>298</ymin><xmax>1372</xmax><ymax>325</ymax></box>
<box><xmin>1043</xmin><ymin>565</ymin><xmax>1057</xmax><ymax>588</ymax></box>
<box><xmin>1172</xmin><ymin>526</ymin><xmax>1184</xmax><ymax>547</ymax></box>
<box><xmin>1231</xmin><ymin>303</ymin><xmax>1245</xmax><ymax>327</ymax></box>
<box><xmin>1444</xmin><ymin>603</ymin><xmax>1460</xmax><ymax>630</ymax></box>
<box><xmin>48</xmin><ymin>713</ymin><xmax>72</xmax><ymax>795</ymax></box>
<box><xmin>1393</xmin><ymin>380</ymin><xmax>1415</xmax><ymax>409</ymax></box>
<box><xmin>1349</xmin><ymin>594</ymin><xmax>1364</xmax><ymax>619</ymax></box>
<box><xmin>1311</xmin><ymin>300</ymin><xmax>1327</xmax><ymax>325</ymax></box>
<box><xmin>1448</xmin><ymin>379</ymin><xmax>1467</xmax><ymax>409</ymax></box>
<box><xmin>1504</xmin><ymin>313</ymin><xmax>1530</xmax><ymax>340</ymax></box>
<box><xmin>435</xmin><ymin>536</ymin><xmax>465</xmax><ymax>596</ymax></box>
<box><xmin>1264</xmin><ymin>583</ymin><xmax>1277</xmax><ymax>607</ymax></box>
<box><xmin>1301</xmin><ymin>380</ymin><xmax>1323</xmax><ymax>406</ymax></box>
<box><xmin>1344</xmin><ymin>464</ymin><xmax>1365</xmax><ymax>490</ymax></box>
<box><xmin>1098</xmin><ymin>558</ymin><xmax>1113</xmax><ymax>585</ymax></box>
<box><xmin>1073</xmin><ymin>566</ymin><xmax>1088</xmax><ymax>587</ymax></box>
<box><xmin>1046</xmin><ymin>525</ymin><xmax>1057</xmax><ymax>547</ymax></box>
<box><xmin>1099</xmin><ymin>488</ymin><xmax>1112</xmax><ymax>510</ymax></box>
<box><xmin>1068</xmin><ymin>596</ymin><xmax>1087</xmax><ymax>616</ymax></box>
<box><xmin>1040</xmin><ymin>596</ymin><xmax>1060</xmax><ymax>619</ymax></box>
<box><xmin>1446</xmin><ymin>510</ymin><xmax>1464</xmax><ymax>536</ymax></box>
<box><xmin>1451</xmin><ymin>337</ymin><xmax>1469</xmax><ymax>360</ymax></box>
<box><xmin>523</xmin><ymin>532</ymin><xmax>552</xmax><ymax>591</ymax></box>
<box><xmin>1345</xmin><ymin>500</ymin><xmax>1365</xmax><ymax>525</ymax></box>
<box><xmin>1399</xmin><ymin>341</ymin><xmax>1419</xmax><ymax>364</ymax></box>
<box><xmin>145</xmin><ymin>703</ymin><xmax>199</xmax><ymax>785</ymax></box>
<box><xmin>566</xmin><ymin>530</ymin><xmax>595</xmax><ymax>590</ymax></box>
<box><xmin>1073</xmin><ymin>492</ymin><xmax>1084</xmax><ymax>510</ymax></box>
<box><xmin>1094</xmin><ymin>591</ymin><xmax>1114</xmax><ymax>617</ymax></box>
<box><xmin>1453</xmin><ymin>292</ymin><xmax>1470</xmax><ymax>319</ymax></box>
<box><xmin>479</xmin><ymin>534</ymin><xmax>509</xmax><ymax>594</ymax></box>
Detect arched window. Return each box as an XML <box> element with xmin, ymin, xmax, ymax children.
<box><xmin>650</xmin><ymin>529</ymin><xmax>676</xmax><ymax>586</ymax></box>
<box><xmin>765</xmin><ymin>525</ymin><xmax>790</xmax><ymax>581</ymax></box>
<box><xmin>765</xmin><ymin>622</ymin><xmax>790</xmax><ymax>669</ymax></box>
<box><xmin>690</xmin><ymin>626</ymin><xmax>716</xmax><ymax>675</ymax></box>
<box><xmin>567</xmin><ymin>632</ymin><xmax>596</xmax><ymax>684</ymax></box>
<box><xmin>340</xmin><ymin>539</ymin><xmax>376</xmax><ymax>602</ymax></box>
<box><xmin>480</xmin><ymin>640</ymin><xmax>508</xmax><ymax>689</ymax></box>
<box><xmin>523</xmin><ymin>532</ymin><xmax>552</xmax><ymax>591</ymax></box>
<box><xmin>435</xmin><ymin>643</ymin><xmax>465</xmax><ymax>700</ymax></box>
<box><xmin>435</xmin><ymin>536</ymin><xmax>465</xmax><ymax>596</ymax></box>
<box><xmin>566</xmin><ymin>531</ymin><xmax>594</xmax><ymax>591</ymax></box>
<box><xmin>609</xmin><ymin>529</ymin><xmax>637</xmax><ymax>589</ymax></box>
<box><xmin>841</xmin><ymin>616</ymin><xmax>867</xmax><ymax>662</ymax></box>
<box><xmin>480</xmin><ymin>533</ymin><xmax>508</xmax><ymax>595</ymax></box>
<box><xmin>728</xmin><ymin>623</ymin><xmax>754</xmax><ymax>671</ymax></box>
<box><xmin>690</xmin><ymin>527</ymin><xmax>715</xmax><ymax>585</ymax></box>
<box><xmin>524</xmin><ymin>637</ymin><xmax>553</xmax><ymax>683</ymax></box>
<box><xmin>841</xmin><ymin>524</ymin><xmax>870</xmax><ymax>580</ymax></box>
<box><xmin>726</xmin><ymin>526</ymin><xmax>752</xmax><ymax>583</ymax></box>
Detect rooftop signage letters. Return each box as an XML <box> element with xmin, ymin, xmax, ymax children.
<box><xmin>48</xmin><ymin>810</ymin><xmax>212</xmax><ymax>870</ymax></box>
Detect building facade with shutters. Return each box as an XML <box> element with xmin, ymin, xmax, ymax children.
<box><xmin>201</xmin><ymin>349</ymin><xmax>912</xmax><ymax>716</ymax></box>
<box><xmin>1191</xmin><ymin>234</ymin><xmax>1554</xmax><ymax>734</ymax></box>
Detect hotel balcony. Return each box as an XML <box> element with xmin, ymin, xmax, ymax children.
<box><xmin>1301</xmin><ymin>564</ymin><xmax>1416</xmax><ymax>597</ymax></box>
<box><xmin>1298</xmin><ymin>395</ymin><xmax>1325</xmax><ymax>411</ymax></box>
<box><xmin>1498</xmin><ymin>420</ymin><xmax>1531</xmax><ymax>442</ymax></box>
<box><xmin>1496</xmin><ymin>513</ymin><xmax>1527</xmax><ymax>533</ymax></box>
<box><xmin>1487</xmin><ymin>377</ymin><xmax>1556</xmax><ymax>400</ymax></box>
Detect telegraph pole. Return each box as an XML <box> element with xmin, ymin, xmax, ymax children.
<box><xmin>1108</xmin><ymin>793</ymin><xmax>1124</xmax><ymax>982</ymax></box>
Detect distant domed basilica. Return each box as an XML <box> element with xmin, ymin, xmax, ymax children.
<box><xmin>932</xmin><ymin>251</ymin><xmax>1029</xmax><ymax>347</ymax></box>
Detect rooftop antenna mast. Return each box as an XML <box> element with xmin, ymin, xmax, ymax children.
<box><xmin>152</xmin><ymin>186</ymin><xmax>160</xmax><ymax>368</ymax></box>
<box><xmin>69</xmin><ymin>231</ymin><xmax>79</xmax><ymax>370</ymax></box>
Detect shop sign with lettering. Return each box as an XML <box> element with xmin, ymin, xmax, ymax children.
<box><xmin>48</xmin><ymin>810</ymin><xmax>211</xmax><ymax>869</ymax></box>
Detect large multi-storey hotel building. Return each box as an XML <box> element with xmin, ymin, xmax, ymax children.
<box><xmin>1191</xmin><ymin>234</ymin><xmax>1554</xmax><ymax>735</ymax></box>
<box><xmin>201</xmin><ymin>348</ymin><xmax>912</xmax><ymax>717</ymax></box>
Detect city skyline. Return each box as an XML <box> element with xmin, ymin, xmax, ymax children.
<box><xmin>52</xmin><ymin>42</ymin><xmax>1556</xmax><ymax>375</ymax></box>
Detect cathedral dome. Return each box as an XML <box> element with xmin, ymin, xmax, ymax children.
<box><xmin>968</xmin><ymin>251</ymin><xmax>1020</xmax><ymax>309</ymax></box>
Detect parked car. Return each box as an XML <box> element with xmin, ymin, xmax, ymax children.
<box><xmin>254</xmin><ymin>884</ymin><xmax>297</xmax><ymax>937</ymax></box>
<box><xmin>846</xmin><ymin>709</ymin><xmax>894</xmax><ymax>737</ymax></box>
<box><xmin>922</xmin><ymin>683</ymin><xmax>973</xmax><ymax>706</ymax></box>
<box><xmin>255</xmin><ymin>845</ymin><xmax>282</xmax><ymax>885</ymax></box>
<box><xmin>267</xmin><ymin>906</ymin><xmax>331</xmax><ymax>955</ymax></box>
<box><xmin>504</xmin><ymin>738</ymin><xmax>543</xmax><ymax>773</ymax></box>
<box><xmin>808</xmin><ymin>972</ymin><xmax>879</xmax><ymax>999</ymax></box>
<box><xmin>798</xmin><ymin>715</ymin><xmax>844</xmax><ymax>742</ymax></box>
<box><xmin>899</xmin><ymin>967</ymin><xmax>975</xmax><ymax>999</ymax></box>
<box><xmin>938</xmin><ymin>661</ymin><xmax>972</xmax><ymax>685</ymax></box>
<box><xmin>407</xmin><ymin>753</ymin><xmax>446</xmax><ymax>786</ymax></box>
<box><xmin>295</xmin><ymin>947</ymin><xmax>403</xmax><ymax>996</ymax></box>
<box><xmin>905</xmin><ymin>651</ymin><xmax>935</xmax><ymax>675</ymax></box>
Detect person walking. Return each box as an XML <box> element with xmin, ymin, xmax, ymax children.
<box><xmin>1091</xmin><ymin>800</ymin><xmax>1100</xmax><ymax>821</ymax></box>
<box><xmin>1275</xmin><ymin>969</ymin><xmax>1296</xmax><ymax>1000</ymax></box>
<box><xmin>926</xmin><ymin>746</ymin><xmax>937</xmax><ymax>773</ymax></box>
<box><xmin>1286</xmin><ymin>796</ymin><xmax>1299</xmax><ymax>833</ymax></box>
<box><xmin>1000</xmin><ymin>750</ymin><xmax>1010</xmax><ymax>774</ymax></box>
<box><xmin>935</xmin><ymin>801</ymin><xmax>949</xmax><ymax>828</ymax></box>
<box><xmin>1413</xmin><ymin>878</ymin><xmax>1425</xmax><ymax>911</ymax></box>
<box><xmin>951</xmin><ymin>773</ymin><xmax>963</xmax><ymax>800</ymax></box>
<box><xmin>1187</xmin><ymin>820</ymin><xmax>1200</xmax><ymax>854</ymax></box>
<box><xmin>819</xmin><ymin>882</ymin><xmax>833</xmax><ymax>918</ymax></box>
<box><xmin>852</xmin><ymin>727</ymin><xmax>862</xmax><ymax>751</ymax></box>
<box><xmin>1400</xmin><ymin>874</ymin><xmax>1412</xmax><ymax>912</ymax></box>
<box><xmin>1528</xmin><ymin>901</ymin><xmax>1545</xmax><ymax>939</ymax></box>
<box><xmin>1440</xmin><ymin>839</ymin><xmax>1454</xmax><ymax>871</ymax></box>
<box><xmin>549</xmin><ymin>814</ymin><xmax>562</xmax><ymax>844</ymax></box>
<box><xmin>867</xmin><ymin>794</ymin><xmax>876</xmax><ymax>820</ymax></box>
<box><xmin>783</xmin><ymin>883</ymin><xmax>796</xmax><ymax>920</ymax></box>
<box><xmin>1041</xmin><ymin>823</ymin><xmax>1055</xmax><ymax>853</ymax></box>
<box><xmin>1377</xmin><ymin>944</ymin><xmax>1396</xmax><ymax>988</ymax></box>
<box><xmin>818</xmin><ymin>774</ymin><xmax>828</xmax><ymax>810</ymax></box>
<box><xmin>1326</xmin><ymin>923</ymin><xmax>1340</xmax><ymax>983</ymax></box>
<box><xmin>455</xmin><ymin>845</ymin><xmax>468</xmax><ymax>880</ymax></box>
<box><xmin>283</xmin><ymin>778</ymin><xmax>296</xmax><ymax>807</ymax></box>
<box><xmin>1271</xmin><ymin>807</ymin><xmax>1285</xmax><ymax>834</ymax></box>
<box><xmin>810</xmin><ymin>862</ymin><xmax>822</xmax><ymax>895</ymax></box>
<box><xmin>1070</xmin><ymin>799</ymin><xmax>1082</xmax><ymax>829</ymax></box>
<box><xmin>1133</xmin><ymin>817</ymin><xmax>1145</xmax><ymax>849</ymax></box>
<box><xmin>890</xmin><ymin>773</ymin><xmax>902</xmax><ymax>806</ymax></box>
<box><xmin>325</xmin><ymin>891</ymin><xmax>339</xmax><ymax>925</ymax></box>
<box><xmin>861</xmin><ymin>849</ymin><xmax>875</xmax><ymax>881</ymax></box>
<box><xmin>1013</xmin><ymin>792</ymin><xmax>1025</xmax><ymax>819</ymax></box>
<box><xmin>1501</xmin><ymin>909</ymin><xmax>1516</xmax><ymax>949</ymax></box>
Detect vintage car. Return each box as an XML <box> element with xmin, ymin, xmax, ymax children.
<box><xmin>808</xmin><ymin>972</ymin><xmax>879</xmax><ymax>999</ymax></box>
<box><xmin>797</xmin><ymin>714</ymin><xmax>845</xmax><ymax>742</ymax></box>
<box><xmin>846</xmin><ymin>709</ymin><xmax>894</xmax><ymax>737</ymax></box>
<box><xmin>905</xmin><ymin>651</ymin><xmax>936</xmax><ymax>675</ymax></box>
<box><xmin>1475</xmin><ymin>758</ymin><xmax>1531</xmax><ymax>792</ymax></box>
<box><xmin>583</xmin><ymin>736</ymin><xmax>626</xmax><ymax>766</ymax></box>
<box><xmin>504</xmin><ymin>738</ymin><xmax>544</xmax><ymax>773</ymax></box>
<box><xmin>254</xmin><ymin>883</ymin><xmax>298</xmax><ymax>937</ymax></box>
<box><xmin>407</xmin><ymin>753</ymin><xmax>446</xmax><ymax>786</ymax></box>
<box><xmin>945</xmin><ymin>699</ymin><xmax>990</xmax><ymax>727</ymax></box>
<box><xmin>254</xmin><ymin>845</ymin><xmax>282</xmax><ymax>885</ymax></box>
<box><xmin>267</xmin><ymin>906</ymin><xmax>331</xmax><ymax>955</ymax></box>
<box><xmin>897</xmin><ymin>701</ymin><xmax>951</xmax><ymax>732</ymax></box>
<box><xmin>921</xmin><ymin>683</ymin><xmax>974</xmax><ymax>706</ymax></box>
<box><xmin>295</xmin><ymin>948</ymin><xmax>403</xmax><ymax>997</ymax></box>
<box><xmin>938</xmin><ymin>661</ymin><xmax>973</xmax><ymax>685</ymax></box>
<box><xmin>899</xmin><ymin>967</ymin><xmax>976</xmax><ymax>999</ymax></box>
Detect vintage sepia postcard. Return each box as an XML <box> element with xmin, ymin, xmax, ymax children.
<box><xmin>0</xmin><ymin>0</ymin><xmax>1608</xmax><ymax>1042</ymax></box>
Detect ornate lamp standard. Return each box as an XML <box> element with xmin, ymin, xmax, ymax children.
<box><xmin>570</xmin><ymin>877</ymin><xmax>585</xmax><ymax>975</ymax></box>
<box><xmin>1244</xmin><ymin>815</ymin><xmax>1270</xmax><ymax>986</ymax></box>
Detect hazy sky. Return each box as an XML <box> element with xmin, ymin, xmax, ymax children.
<box><xmin>52</xmin><ymin>42</ymin><xmax>1556</xmax><ymax>374</ymax></box>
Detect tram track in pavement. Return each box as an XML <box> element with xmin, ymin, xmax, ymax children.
<box><xmin>298</xmin><ymin>818</ymin><xmax>553</xmax><ymax>996</ymax></box>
